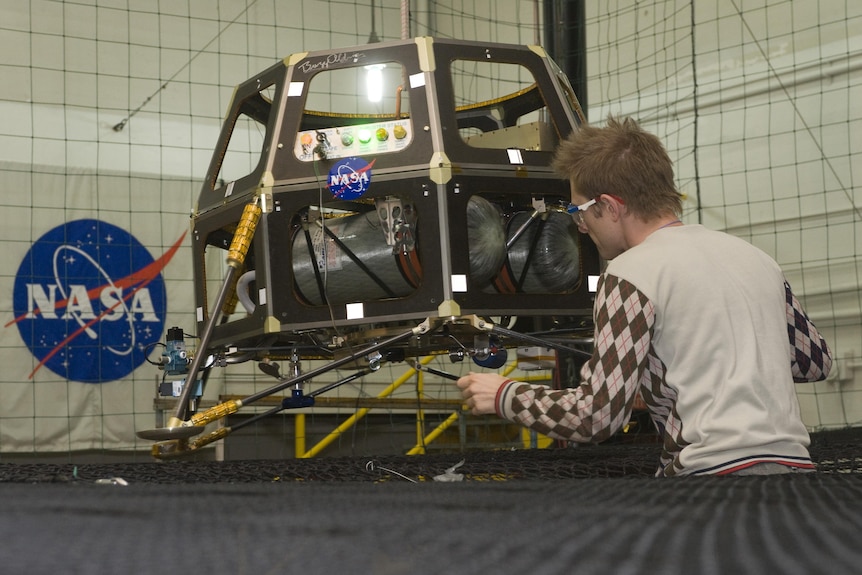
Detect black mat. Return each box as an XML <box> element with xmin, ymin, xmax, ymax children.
<box><xmin>0</xmin><ymin>427</ymin><xmax>859</xmax><ymax>484</ymax></box>
<box><xmin>1</xmin><ymin>475</ymin><xmax>861</xmax><ymax>575</ymax></box>
<box><xmin>0</xmin><ymin>428</ymin><xmax>860</xmax><ymax>574</ymax></box>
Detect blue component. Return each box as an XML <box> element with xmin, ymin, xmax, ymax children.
<box><xmin>281</xmin><ymin>389</ymin><xmax>315</xmax><ymax>409</ymax></box>
<box><xmin>162</xmin><ymin>327</ymin><xmax>189</xmax><ymax>376</ymax></box>
<box><xmin>157</xmin><ymin>327</ymin><xmax>202</xmax><ymax>399</ymax></box>
<box><xmin>472</xmin><ymin>338</ymin><xmax>508</xmax><ymax>369</ymax></box>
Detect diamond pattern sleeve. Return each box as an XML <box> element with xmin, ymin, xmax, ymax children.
<box><xmin>786</xmin><ymin>281</ymin><xmax>833</xmax><ymax>382</ymax></box>
<box><xmin>497</xmin><ymin>274</ymin><xmax>655</xmax><ymax>443</ymax></box>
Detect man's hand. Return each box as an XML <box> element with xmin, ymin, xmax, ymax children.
<box><xmin>456</xmin><ymin>372</ymin><xmax>510</xmax><ymax>416</ymax></box>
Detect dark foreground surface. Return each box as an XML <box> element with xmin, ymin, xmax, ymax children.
<box><xmin>0</xmin><ymin>428</ymin><xmax>860</xmax><ymax>574</ymax></box>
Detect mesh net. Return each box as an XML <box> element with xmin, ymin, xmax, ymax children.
<box><xmin>1</xmin><ymin>0</ymin><xmax>860</xmax><ymax>458</ymax></box>
<box><xmin>2</xmin><ymin>427</ymin><xmax>859</xmax><ymax>484</ymax></box>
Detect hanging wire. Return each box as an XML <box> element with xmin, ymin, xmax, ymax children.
<box><xmin>113</xmin><ymin>0</ymin><xmax>261</xmax><ymax>131</ymax></box>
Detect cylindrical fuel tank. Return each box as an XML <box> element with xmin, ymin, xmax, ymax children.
<box><xmin>292</xmin><ymin>211</ymin><xmax>420</xmax><ymax>306</ymax></box>
<box><xmin>467</xmin><ymin>195</ymin><xmax>508</xmax><ymax>288</ymax></box>
<box><xmin>494</xmin><ymin>210</ymin><xmax>580</xmax><ymax>293</ymax></box>
<box><xmin>291</xmin><ymin>195</ymin><xmax>509</xmax><ymax>306</ymax></box>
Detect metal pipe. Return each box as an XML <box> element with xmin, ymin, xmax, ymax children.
<box><xmin>187</xmin><ymin>324</ymin><xmax>425</xmax><ymax>431</ymax></box>
<box><xmin>544</xmin><ymin>0</ymin><xmax>587</xmax><ymax>115</ymax></box>
<box><xmin>506</xmin><ymin>209</ymin><xmax>540</xmax><ymax>250</ymax></box>
<box><xmin>167</xmin><ymin>200</ymin><xmax>261</xmax><ymax>426</ymax></box>
<box><xmin>491</xmin><ymin>323</ymin><xmax>592</xmax><ymax>358</ymax></box>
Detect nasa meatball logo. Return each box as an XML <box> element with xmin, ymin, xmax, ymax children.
<box><xmin>328</xmin><ymin>157</ymin><xmax>375</xmax><ymax>200</ymax></box>
<box><xmin>7</xmin><ymin>219</ymin><xmax>183</xmax><ymax>383</ymax></box>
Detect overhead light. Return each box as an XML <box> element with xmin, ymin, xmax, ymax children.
<box><xmin>365</xmin><ymin>63</ymin><xmax>385</xmax><ymax>102</ymax></box>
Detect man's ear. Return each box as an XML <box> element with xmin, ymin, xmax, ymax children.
<box><xmin>601</xmin><ymin>194</ymin><xmax>625</xmax><ymax>221</ymax></box>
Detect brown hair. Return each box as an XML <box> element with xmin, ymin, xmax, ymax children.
<box><xmin>551</xmin><ymin>115</ymin><xmax>682</xmax><ymax>219</ymax></box>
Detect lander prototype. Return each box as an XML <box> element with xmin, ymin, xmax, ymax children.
<box><xmin>138</xmin><ymin>37</ymin><xmax>600</xmax><ymax>456</ymax></box>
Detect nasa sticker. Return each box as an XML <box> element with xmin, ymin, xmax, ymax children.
<box><xmin>327</xmin><ymin>157</ymin><xmax>375</xmax><ymax>200</ymax></box>
<box><xmin>9</xmin><ymin>219</ymin><xmax>171</xmax><ymax>383</ymax></box>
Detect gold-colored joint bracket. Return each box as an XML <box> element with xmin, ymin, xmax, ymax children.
<box><xmin>195</xmin><ymin>426</ymin><xmax>231</xmax><ymax>447</ymax></box>
<box><xmin>151</xmin><ymin>439</ymin><xmax>188</xmax><ymax>459</ymax></box>
<box><xmin>152</xmin><ymin>427</ymin><xmax>233</xmax><ymax>460</ymax></box>
<box><xmin>227</xmin><ymin>202</ymin><xmax>263</xmax><ymax>269</ymax></box>
<box><xmin>165</xmin><ymin>416</ymin><xmax>185</xmax><ymax>429</ymax></box>
<box><xmin>188</xmin><ymin>399</ymin><xmax>244</xmax><ymax>428</ymax></box>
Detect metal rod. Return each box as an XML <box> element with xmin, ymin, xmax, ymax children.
<box><xmin>490</xmin><ymin>323</ymin><xmax>592</xmax><ymax>358</ymax></box>
<box><xmin>167</xmin><ymin>200</ymin><xmax>261</xmax><ymax>426</ymax></box>
<box><xmin>406</xmin><ymin>359</ymin><xmax>460</xmax><ymax>381</ymax></box>
<box><xmin>308</xmin><ymin>369</ymin><xmax>373</xmax><ymax>398</ymax></box>
<box><xmin>241</xmin><ymin>325</ymin><xmax>423</xmax><ymax>407</ymax></box>
<box><xmin>506</xmin><ymin>209</ymin><xmax>540</xmax><ymax>249</ymax></box>
<box><xmin>152</xmin><ymin>369</ymin><xmax>383</xmax><ymax>458</ymax></box>
<box><xmin>168</xmin><ymin>265</ymin><xmax>237</xmax><ymax>424</ymax></box>
<box><xmin>179</xmin><ymin>324</ymin><xmax>428</xmax><ymax>436</ymax></box>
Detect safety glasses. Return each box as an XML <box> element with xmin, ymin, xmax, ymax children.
<box><xmin>566</xmin><ymin>198</ymin><xmax>597</xmax><ymax>226</ymax></box>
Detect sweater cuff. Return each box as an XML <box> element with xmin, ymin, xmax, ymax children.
<box><xmin>495</xmin><ymin>379</ymin><xmax>518</xmax><ymax>419</ymax></box>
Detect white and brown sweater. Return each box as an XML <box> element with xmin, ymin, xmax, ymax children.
<box><xmin>496</xmin><ymin>224</ymin><xmax>833</xmax><ymax>477</ymax></box>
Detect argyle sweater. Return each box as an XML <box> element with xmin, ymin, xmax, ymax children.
<box><xmin>496</xmin><ymin>225</ymin><xmax>833</xmax><ymax>477</ymax></box>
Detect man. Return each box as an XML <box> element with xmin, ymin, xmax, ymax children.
<box><xmin>457</xmin><ymin>116</ymin><xmax>833</xmax><ymax>477</ymax></box>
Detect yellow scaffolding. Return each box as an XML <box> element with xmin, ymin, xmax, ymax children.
<box><xmin>206</xmin><ymin>356</ymin><xmax>554</xmax><ymax>458</ymax></box>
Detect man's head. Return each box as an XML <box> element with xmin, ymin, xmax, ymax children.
<box><xmin>552</xmin><ymin>115</ymin><xmax>682</xmax><ymax>221</ymax></box>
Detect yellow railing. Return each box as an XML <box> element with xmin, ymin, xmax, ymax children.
<box><xmin>292</xmin><ymin>357</ymin><xmax>552</xmax><ymax>457</ymax></box>
<box><xmin>295</xmin><ymin>355</ymin><xmax>439</xmax><ymax>458</ymax></box>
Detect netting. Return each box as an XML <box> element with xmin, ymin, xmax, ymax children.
<box><xmin>0</xmin><ymin>0</ymin><xmax>859</xmax><ymax>458</ymax></box>
<box><xmin>2</xmin><ymin>427</ymin><xmax>859</xmax><ymax>483</ymax></box>
<box><xmin>583</xmin><ymin>1</ymin><xmax>862</xmax><ymax>429</ymax></box>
